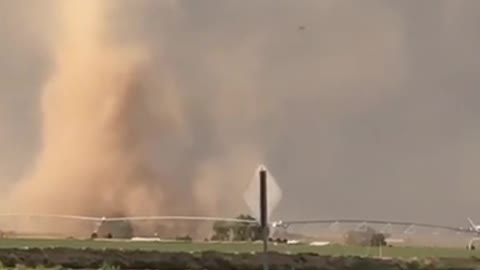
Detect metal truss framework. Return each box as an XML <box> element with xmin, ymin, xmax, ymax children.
<box><xmin>0</xmin><ymin>213</ymin><xmax>477</xmax><ymax>238</ymax></box>
<box><xmin>272</xmin><ymin>219</ymin><xmax>476</xmax><ymax>235</ymax></box>
<box><xmin>271</xmin><ymin>219</ymin><xmax>480</xmax><ymax>248</ymax></box>
<box><xmin>0</xmin><ymin>213</ymin><xmax>257</xmax><ymax>224</ymax></box>
<box><xmin>0</xmin><ymin>213</ymin><xmax>473</xmax><ymax>231</ymax></box>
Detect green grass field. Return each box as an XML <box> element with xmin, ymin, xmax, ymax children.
<box><xmin>0</xmin><ymin>238</ymin><xmax>479</xmax><ymax>259</ymax></box>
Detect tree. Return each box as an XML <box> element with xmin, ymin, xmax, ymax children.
<box><xmin>211</xmin><ymin>214</ymin><xmax>263</xmax><ymax>241</ymax></box>
<box><xmin>232</xmin><ymin>215</ymin><xmax>253</xmax><ymax>241</ymax></box>
<box><xmin>345</xmin><ymin>226</ymin><xmax>387</xmax><ymax>247</ymax></box>
<box><xmin>232</xmin><ymin>214</ymin><xmax>263</xmax><ymax>241</ymax></box>
<box><xmin>211</xmin><ymin>221</ymin><xmax>231</xmax><ymax>241</ymax></box>
<box><xmin>370</xmin><ymin>233</ymin><xmax>387</xmax><ymax>247</ymax></box>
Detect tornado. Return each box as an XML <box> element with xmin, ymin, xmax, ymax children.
<box><xmin>4</xmin><ymin>0</ymin><xmax>176</xmax><ymax>235</ymax></box>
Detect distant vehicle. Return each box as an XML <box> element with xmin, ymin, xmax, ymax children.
<box><xmin>309</xmin><ymin>241</ymin><xmax>330</xmax><ymax>246</ymax></box>
<box><xmin>385</xmin><ymin>238</ymin><xmax>404</xmax><ymax>245</ymax></box>
<box><xmin>286</xmin><ymin>240</ymin><xmax>302</xmax><ymax>245</ymax></box>
<box><xmin>130</xmin><ymin>237</ymin><xmax>163</xmax><ymax>242</ymax></box>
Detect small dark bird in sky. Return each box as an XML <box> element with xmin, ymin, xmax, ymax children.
<box><xmin>298</xmin><ymin>26</ymin><xmax>305</xmax><ymax>31</ymax></box>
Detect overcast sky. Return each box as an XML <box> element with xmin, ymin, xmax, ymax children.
<box><xmin>1</xmin><ymin>0</ymin><xmax>480</xmax><ymax>227</ymax></box>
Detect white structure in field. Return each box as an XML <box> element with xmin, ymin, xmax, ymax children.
<box><xmin>243</xmin><ymin>164</ymin><xmax>283</xmax><ymax>223</ymax></box>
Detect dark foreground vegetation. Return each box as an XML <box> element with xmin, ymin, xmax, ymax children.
<box><xmin>0</xmin><ymin>248</ymin><xmax>479</xmax><ymax>270</ymax></box>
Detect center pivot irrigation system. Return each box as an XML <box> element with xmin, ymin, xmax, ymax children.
<box><xmin>272</xmin><ymin>219</ymin><xmax>476</xmax><ymax>234</ymax></box>
<box><xmin>0</xmin><ymin>213</ymin><xmax>257</xmax><ymax>223</ymax></box>
<box><xmin>0</xmin><ymin>213</ymin><xmax>258</xmax><ymax>233</ymax></box>
<box><xmin>2</xmin><ymin>166</ymin><xmax>480</xmax><ymax>266</ymax></box>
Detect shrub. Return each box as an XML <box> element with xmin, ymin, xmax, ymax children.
<box><xmin>345</xmin><ymin>227</ymin><xmax>387</xmax><ymax>247</ymax></box>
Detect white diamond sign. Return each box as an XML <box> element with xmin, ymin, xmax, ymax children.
<box><xmin>243</xmin><ymin>165</ymin><xmax>283</xmax><ymax>223</ymax></box>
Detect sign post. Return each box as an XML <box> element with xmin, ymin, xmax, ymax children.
<box><xmin>244</xmin><ymin>165</ymin><xmax>282</xmax><ymax>270</ymax></box>
<box><xmin>259</xmin><ymin>168</ymin><xmax>268</xmax><ymax>270</ymax></box>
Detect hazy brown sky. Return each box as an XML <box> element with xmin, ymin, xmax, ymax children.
<box><xmin>1</xmin><ymin>0</ymin><xmax>480</xmax><ymax>228</ymax></box>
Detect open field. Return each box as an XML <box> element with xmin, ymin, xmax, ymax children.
<box><xmin>0</xmin><ymin>239</ymin><xmax>479</xmax><ymax>269</ymax></box>
<box><xmin>1</xmin><ymin>247</ymin><xmax>480</xmax><ymax>270</ymax></box>
<box><xmin>0</xmin><ymin>238</ymin><xmax>479</xmax><ymax>259</ymax></box>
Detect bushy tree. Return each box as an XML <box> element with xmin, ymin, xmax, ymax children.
<box><xmin>231</xmin><ymin>215</ymin><xmax>253</xmax><ymax>241</ymax></box>
<box><xmin>211</xmin><ymin>221</ymin><xmax>231</xmax><ymax>241</ymax></box>
<box><xmin>370</xmin><ymin>233</ymin><xmax>387</xmax><ymax>247</ymax></box>
<box><xmin>345</xmin><ymin>226</ymin><xmax>387</xmax><ymax>247</ymax></box>
<box><xmin>233</xmin><ymin>214</ymin><xmax>264</xmax><ymax>241</ymax></box>
<box><xmin>211</xmin><ymin>214</ymin><xmax>263</xmax><ymax>241</ymax></box>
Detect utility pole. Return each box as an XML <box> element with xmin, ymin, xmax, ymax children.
<box><xmin>260</xmin><ymin>168</ymin><xmax>269</xmax><ymax>270</ymax></box>
<box><xmin>244</xmin><ymin>165</ymin><xmax>282</xmax><ymax>270</ymax></box>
